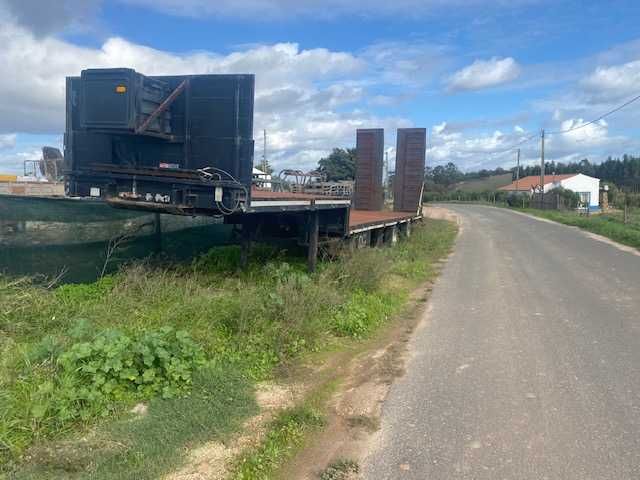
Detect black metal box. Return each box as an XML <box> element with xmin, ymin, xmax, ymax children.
<box><xmin>80</xmin><ymin>68</ymin><xmax>172</xmax><ymax>134</ymax></box>
<box><xmin>65</xmin><ymin>68</ymin><xmax>255</xmax><ymax>216</ymax></box>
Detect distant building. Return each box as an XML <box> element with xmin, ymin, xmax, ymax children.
<box><xmin>252</xmin><ymin>167</ymin><xmax>272</xmax><ymax>190</ymax></box>
<box><xmin>499</xmin><ymin>173</ymin><xmax>600</xmax><ymax>209</ymax></box>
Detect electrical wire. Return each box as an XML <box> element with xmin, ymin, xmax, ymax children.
<box><xmin>197</xmin><ymin>167</ymin><xmax>248</xmax><ymax>215</ymax></box>
<box><xmin>546</xmin><ymin>92</ymin><xmax>640</xmax><ymax>135</ymax></box>
<box><xmin>443</xmin><ymin>92</ymin><xmax>640</xmax><ymax>160</ymax></box>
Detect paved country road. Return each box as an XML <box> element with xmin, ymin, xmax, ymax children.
<box><xmin>362</xmin><ymin>205</ymin><xmax>640</xmax><ymax>480</ymax></box>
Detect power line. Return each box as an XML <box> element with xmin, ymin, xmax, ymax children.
<box><xmin>546</xmin><ymin>92</ymin><xmax>640</xmax><ymax>135</ymax></box>
<box><xmin>462</xmin><ymin>132</ymin><xmax>538</xmax><ymax>157</ymax></box>
<box><xmin>437</xmin><ymin>91</ymin><xmax>640</xmax><ymax>165</ymax></box>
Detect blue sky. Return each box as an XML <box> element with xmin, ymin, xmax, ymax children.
<box><xmin>1</xmin><ymin>0</ymin><xmax>639</xmax><ymax>174</ymax></box>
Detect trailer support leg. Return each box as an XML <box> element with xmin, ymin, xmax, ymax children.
<box><xmin>307</xmin><ymin>210</ymin><xmax>319</xmax><ymax>272</ymax></box>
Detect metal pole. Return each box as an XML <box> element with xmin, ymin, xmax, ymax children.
<box><xmin>263</xmin><ymin>129</ymin><xmax>268</xmax><ymax>173</ymax></box>
<box><xmin>515</xmin><ymin>148</ymin><xmax>520</xmax><ymax>192</ymax></box>
<box><xmin>540</xmin><ymin>129</ymin><xmax>545</xmax><ymax>209</ymax></box>
<box><xmin>624</xmin><ymin>194</ymin><xmax>629</xmax><ymax>224</ymax></box>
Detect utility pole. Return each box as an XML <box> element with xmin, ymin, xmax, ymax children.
<box><xmin>540</xmin><ymin>129</ymin><xmax>545</xmax><ymax>208</ymax></box>
<box><xmin>261</xmin><ymin>129</ymin><xmax>268</xmax><ymax>174</ymax></box>
<box><xmin>515</xmin><ymin>148</ymin><xmax>520</xmax><ymax>192</ymax></box>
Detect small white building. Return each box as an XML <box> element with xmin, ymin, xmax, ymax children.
<box><xmin>252</xmin><ymin>167</ymin><xmax>272</xmax><ymax>189</ymax></box>
<box><xmin>499</xmin><ymin>173</ymin><xmax>600</xmax><ymax>209</ymax></box>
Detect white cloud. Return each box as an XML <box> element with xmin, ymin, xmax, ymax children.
<box><xmin>360</xmin><ymin>41</ymin><xmax>452</xmax><ymax>88</ymax></box>
<box><xmin>0</xmin><ymin>133</ymin><xmax>17</xmax><ymax>149</ymax></box>
<box><xmin>426</xmin><ymin>114</ymin><xmax>632</xmax><ymax>172</ymax></box>
<box><xmin>433</xmin><ymin>122</ymin><xmax>448</xmax><ymax>135</ymax></box>
<box><xmin>552</xmin><ymin>118</ymin><xmax>611</xmax><ymax>147</ymax></box>
<box><xmin>0</xmin><ymin>148</ymin><xmax>41</xmax><ymax>173</ymax></box>
<box><xmin>446</xmin><ymin>57</ymin><xmax>521</xmax><ymax>92</ymax></box>
<box><xmin>581</xmin><ymin>60</ymin><xmax>640</xmax><ymax>103</ymax></box>
<box><xmin>0</xmin><ymin>22</ymin><xmax>410</xmax><ymax>172</ymax></box>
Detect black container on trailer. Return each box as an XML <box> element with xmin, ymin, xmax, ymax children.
<box><xmin>80</xmin><ymin>68</ymin><xmax>172</xmax><ymax>134</ymax></box>
<box><xmin>65</xmin><ymin>68</ymin><xmax>255</xmax><ymax>215</ymax></box>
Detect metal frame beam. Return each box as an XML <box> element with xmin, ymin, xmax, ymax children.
<box><xmin>135</xmin><ymin>79</ymin><xmax>189</xmax><ymax>135</ymax></box>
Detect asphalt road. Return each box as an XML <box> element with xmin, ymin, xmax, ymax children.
<box><xmin>362</xmin><ymin>205</ymin><xmax>640</xmax><ymax>480</ymax></box>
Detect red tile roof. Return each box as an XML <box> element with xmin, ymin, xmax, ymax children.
<box><xmin>498</xmin><ymin>174</ymin><xmax>577</xmax><ymax>191</ymax></box>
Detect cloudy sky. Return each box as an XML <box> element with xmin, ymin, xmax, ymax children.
<box><xmin>0</xmin><ymin>0</ymin><xmax>639</xmax><ymax>174</ymax></box>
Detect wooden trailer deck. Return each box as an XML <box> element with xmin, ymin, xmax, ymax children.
<box><xmin>348</xmin><ymin>209</ymin><xmax>418</xmax><ymax>232</ymax></box>
<box><xmin>251</xmin><ymin>189</ymin><xmax>420</xmax><ymax>234</ymax></box>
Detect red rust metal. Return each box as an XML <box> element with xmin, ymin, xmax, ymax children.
<box><xmin>135</xmin><ymin>79</ymin><xmax>189</xmax><ymax>134</ymax></box>
<box><xmin>354</xmin><ymin>129</ymin><xmax>384</xmax><ymax>210</ymax></box>
<box><xmin>393</xmin><ymin>128</ymin><xmax>426</xmax><ymax>212</ymax></box>
<box><xmin>349</xmin><ymin>209</ymin><xmax>415</xmax><ymax>229</ymax></box>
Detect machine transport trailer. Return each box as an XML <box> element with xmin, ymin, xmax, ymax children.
<box><xmin>64</xmin><ymin>68</ymin><xmax>426</xmax><ymax>270</ymax></box>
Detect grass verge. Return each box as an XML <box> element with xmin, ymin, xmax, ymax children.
<box><xmin>1</xmin><ymin>218</ymin><xmax>457</xmax><ymax>478</ymax></box>
<box><xmin>231</xmin><ymin>381</ymin><xmax>336</xmax><ymax>480</ymax></box>
<box><xmin>515</xmin><ymin>207</ymin><xmax>640</xmax><ymax>250</ymax></box>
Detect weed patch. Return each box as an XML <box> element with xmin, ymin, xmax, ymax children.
<box><xmin>1</xmin><ymin>218</ymin><xmax>457</xmax><ymax>476</ymax></box>
<box><xmin>14</xmin><ymin>366</ymin><xmax>257</xmax><ymax>480</ymax></box>
<box><xmin>319</xmin><ymin>459</ymin><xmax>360</xmax><ymax>480</ymax></box>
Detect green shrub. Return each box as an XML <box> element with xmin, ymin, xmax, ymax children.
<box><xmin>2</xmin><ymin>326</ymin><xmax>208</xmax><ymax>458</ymax></box>
<box><xmin>55</xmin><ymin>276</ymin><xmax>115</xmax><ymax>305</ymax></box>
<box><xmin>328</xmin><ymin>248</ymin><xmax>389</xmax><ymax>293</ymax></box>
<box><xmin>58</xmin><ymin>327</ymin><xmax>205</xmax><ymax>408</ymax></box>
<box><xmin>332</xmin><ymin>291</ymin><xmax>393</xmax><ymax>338</ymax></box>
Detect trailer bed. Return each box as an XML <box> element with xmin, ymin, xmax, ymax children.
<box><xmin>251</xmin><ymin>189</ymin><xmax>420</xmax><ymax>234</ymax></box>
<box><xmin>348</xmin><ymin>209</ymin><xmax>419</xmax><ymax>232</ymax></box>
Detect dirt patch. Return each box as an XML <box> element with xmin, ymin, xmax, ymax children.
<box><xmin>423</xmin><ymin>205</ymin><xmax>460</xmax><ymax>224</ymax></box>
<box><xmin>279</xmin><ymin>284</ymin><xmax>437</xmax><ymax>480</ymax></box>
<box><xmin>164</xmin><ymin>382</ymin><xmax>305</xmax><ymax>480</ymax></box>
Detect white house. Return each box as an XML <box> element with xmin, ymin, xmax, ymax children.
<box><xmin>499</xmin><ymin>173</ymin><xmax>600</xmax><ymax>209</ymax></box>
<box><xmin>252</xmin><ymin>167</ymin><xmax>272</xmax><ymax>189</ymax></box>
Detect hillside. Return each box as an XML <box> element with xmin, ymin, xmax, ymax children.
<box><xmin>452</xmin><ymin>173</ymin><xmax>513</xmax><ymax>192</ymax></box>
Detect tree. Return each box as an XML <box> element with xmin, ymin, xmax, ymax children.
<box><xmin>318</xmin><ymin>148</ymin><xmax>357</xmax><ymax>181</ymax></box>
<box><xmin>430</xmin><ymin>162</ymin><xmax>463</xmax><ymax>187</ymax></box>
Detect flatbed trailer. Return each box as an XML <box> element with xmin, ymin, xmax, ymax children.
<box><xmin>107</xmin><ymin>188</ymin><xmax>421</xmax><ymax>272</ymax></box>
<box><xmin>61</xmin><ymin>68</ymin><xmax>425</xmax><ymax>272</ymax></box>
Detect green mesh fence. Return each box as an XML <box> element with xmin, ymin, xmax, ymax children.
<box><xmin>0</xmin><ymin>195</ymin><xmax>233</xmax><ymax>283</ymax></box>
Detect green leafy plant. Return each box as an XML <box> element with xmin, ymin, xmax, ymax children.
<box><xmin>332</xmin><ymin>291</ymin><xmax>393</xmax><ymax>338</ymax></box>
<box><xmin>58</xmin><ymin>327</ymin><xmax>205</xmax><ymax>409</ymax></box>
<box><xmin>13</xmin><ymin>326</ymin><xmax>209</xmax><ymax>435</ymax></box>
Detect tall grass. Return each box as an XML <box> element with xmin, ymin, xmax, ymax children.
<box><xmin>1</xmin><ymin>219</ymin><xmax>457</xmax><ymax>476</ymax></box>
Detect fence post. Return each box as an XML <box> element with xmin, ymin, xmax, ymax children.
<box><xmin>624</xmin><ymin>195</ymin><xmax>629</xmax><ymax>224</ymax></box>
